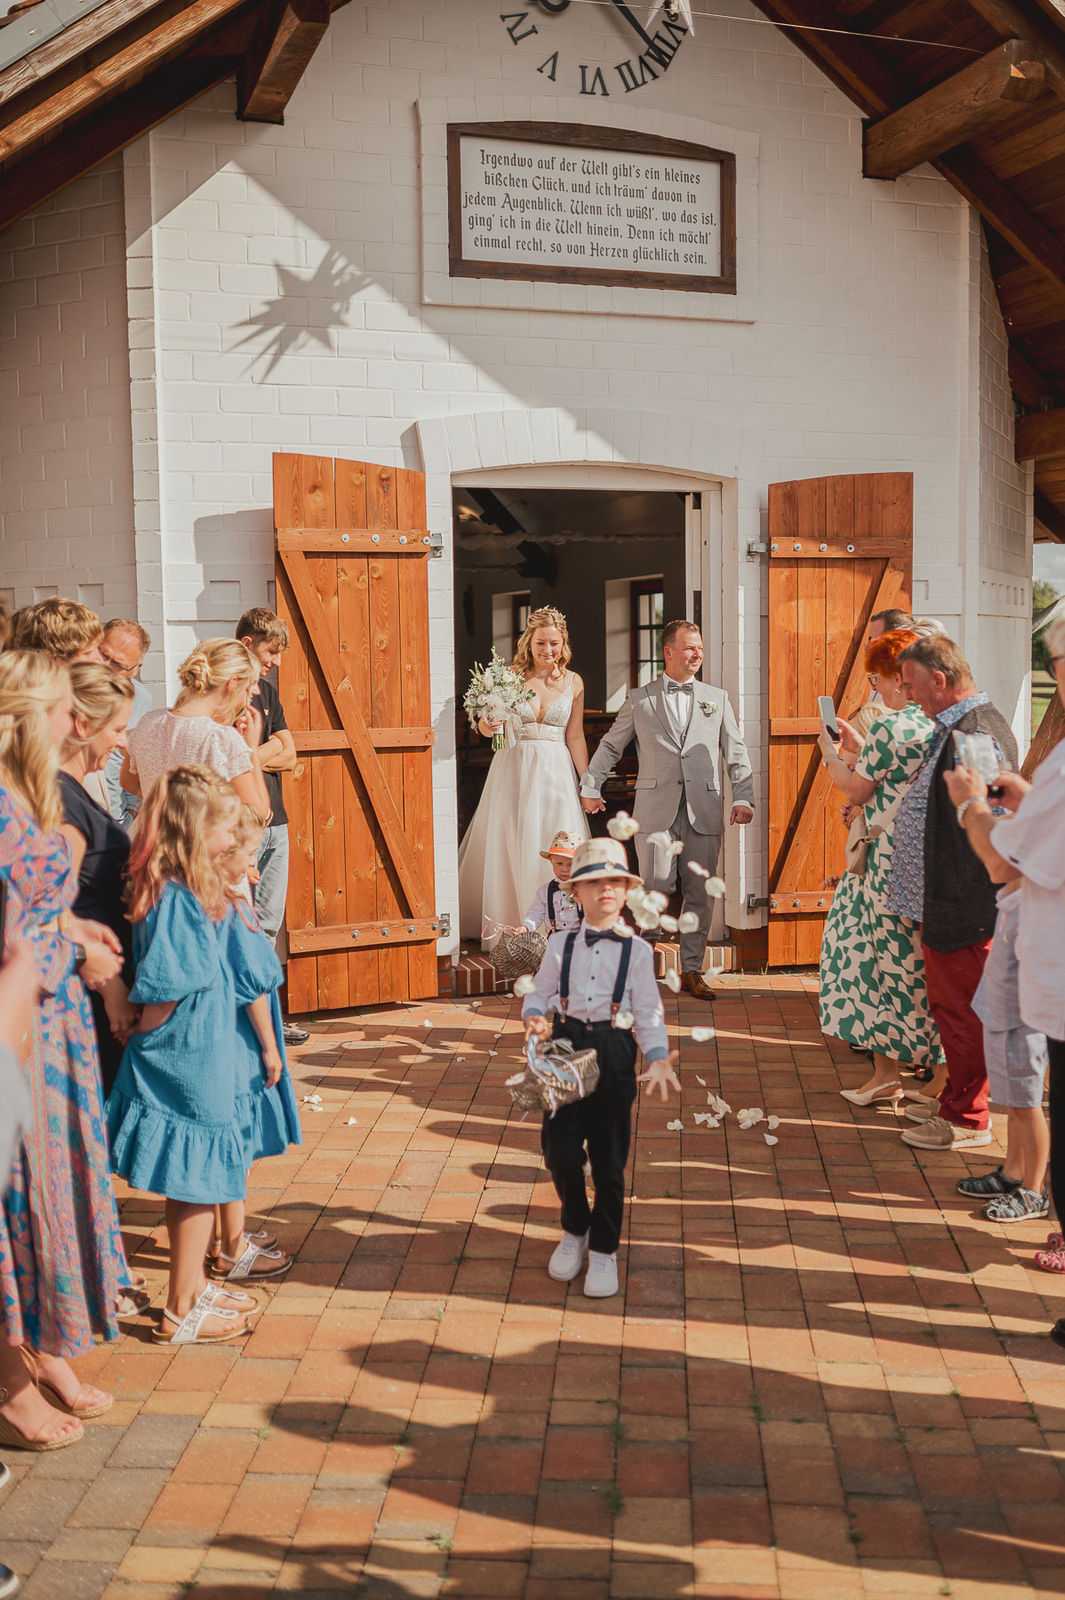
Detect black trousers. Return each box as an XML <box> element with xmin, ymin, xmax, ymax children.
<box><xmin>540</xmin><ymin>1016</ymin><xmax>638</xmax><ymax>1256</ymax></box>
<box><xmin>1046</xmin><ymin>1039</ymin><xmax>1065</xmax><ymax>1232</ymax></box>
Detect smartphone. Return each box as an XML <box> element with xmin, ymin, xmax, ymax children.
<box><xmin>817</xmin><ymin>695</ymin><xmax>840</xmax><ymax>743</ymax></box>
<box><xmin>952</xmin><ymin>730</ymin><xmax>1000</xmax><ymax>784</ymax></box>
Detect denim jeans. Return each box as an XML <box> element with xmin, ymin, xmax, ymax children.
<box><xmin>254</xmin><ymin>823</ymin><xmax>290</xmax><ymax>946</ymax></box>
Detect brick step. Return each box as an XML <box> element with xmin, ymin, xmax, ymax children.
<box><xmin>653</xmin><ymin>941</ymin><xmax>739</xmax><ymax>975</ymax></box>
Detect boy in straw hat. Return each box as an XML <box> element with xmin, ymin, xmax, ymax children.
<box><xmin>522</xmin><ymin>836</ymin><xmax>681</xmax><ymax>1298</ymax></box>
<box><xmin>520</xmin><ymin>829</ymin><xmax>584</xmax><ymax>935</ymax></box>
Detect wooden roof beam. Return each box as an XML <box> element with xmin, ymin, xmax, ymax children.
<box><xmin>936</xmin><ymin>146</ymin><xmax>1065</xmax><ymax>300</ymax></box>
<box><xmin>237</xmin><ymin>0</ymin><xmax>328</xmax><ymax>123</ymax></box>
<box><xmin>1009</xmin><ymin>343</ymin><xmax>1059</xmax><ymax>410</ymax></box>
<box><xmin>863</xmin><ymin>39</ymin><xmax>1049</xmax><ymax>180</ymax></box>
<box><xmin>962</xmin><ymin>0</ymin><xmax>1065</xmax><ymax>101</ymax></box>
<box><xmin>1035</xmin><ymin>491</ymin><xmax>1065</xmax><ymax>542</ymax></box>
<box><xmin>1016</xmin><ymin>406</ymin><xmax>1065</xmax><ymax>460</ymax></box>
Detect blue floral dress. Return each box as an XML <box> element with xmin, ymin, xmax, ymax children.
<box><xmin>0</xmin><ymin>785</ymin><xmax>128</xmax><ymax>1357</ymax></box>
<box><xmin>227</xmin><ymin>900</ymin><xmax>302</xmax><ymax>1164</ymax></box>
<box><xmin>106</xmin><ymin>883</ymin><xmax>247</xmax><ymax>1204</ymax></box>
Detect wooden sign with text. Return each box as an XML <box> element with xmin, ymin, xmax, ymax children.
<box><xmin>447</xmin><ymin>121</ymin><xmax>736</xmax><ymax>294</ymax></box>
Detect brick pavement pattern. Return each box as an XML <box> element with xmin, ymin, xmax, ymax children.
<box><xmin>4</xmin><ymin>975</ymin><xmax>1065</xmax><ymax>1599</ymax></box>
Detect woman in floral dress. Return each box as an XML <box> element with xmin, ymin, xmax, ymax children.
<box><xmin>0</xmin><ymin>651</ymin><xmax>131</xmax><ymax>1447</ymax></box>
<box><xmin>817</xmin><ymin>629</ymin><xmax>943</xmax><ymax>1104</ymax></box>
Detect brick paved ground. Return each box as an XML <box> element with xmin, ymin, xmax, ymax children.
<box><xmin>3</xmin><ymin>975</ymin><xmax>1065</xmax><ymax>1599</ymax></box>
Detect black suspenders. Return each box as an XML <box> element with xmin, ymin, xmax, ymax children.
<box><xmin>558</xmin><ymin>930</ymin><xmax>633</xmax><ymax>1019</ymax></box>
<box><xmin>547</xmin><ymin>880</ymin><xmax>583</xmax><ymax>933</ymax></box>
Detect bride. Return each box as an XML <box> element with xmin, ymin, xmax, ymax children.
<box><xmin>458</xmin><ymin>606</ymin><xmax>590</xmax><ymax>940</ymax></box>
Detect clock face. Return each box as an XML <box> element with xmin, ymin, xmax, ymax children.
<box><xmin>500</xmin><ymin>3</ymin><xmax>691</xmax><ymax>98</ymax></box>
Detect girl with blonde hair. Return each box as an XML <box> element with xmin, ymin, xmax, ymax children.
<box><xmin>122</xmin><ymin>638</ymin><xmax>270</xmax><ymax>818</ymax></box>
<box><xmin>458</xmin><ymin>605</ymin><xmax>589</xmax><ymax>940</ymax></box>
<box><xmin>107</xmin><ymin>765</ymin><xmax>265</xmax><ymax>1343</ymax></box>
<box><xmin>0</xmin><ymin>651</ymin><xmax>131</xmax><ymax>1450</ymax></box>
<box><xmin>58</xmin><ymin>665</ymin><xmax>138</xmax><ymax>1096</ymax></box>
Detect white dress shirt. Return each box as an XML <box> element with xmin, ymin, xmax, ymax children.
<box><xmin>990</xmin><ymin>752</ymin><xmax>1065</xmax><ymax>1039</ymax></box>
<box><xmin>522</xmin><ymin>926</ymin><xmax>669</xmax><ymax>1063</ymax></box>
<box><xmin>664</xmin><ymin>674</ymin><xmax>695</xmax><ymax>740</ymax></box>
<box><xmin>521</xmin><ymin>879</ymin><xmax>582</xmax><ymax>933</ymax></box>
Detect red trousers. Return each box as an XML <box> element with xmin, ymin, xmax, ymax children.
<box><xmin>921</xmin><ymin>939</ymin><xmax>993</xmax><ymax>1130</ymax></box>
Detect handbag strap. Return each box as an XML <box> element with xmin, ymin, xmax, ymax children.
<box><xmin>559</xmin><ymin>928</ymin><xmax>632</xmax><ymax>1018</ymax></box>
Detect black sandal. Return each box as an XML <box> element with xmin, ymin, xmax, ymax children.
<box><xmin>912</xmin><ymin>1065</ymin><xmax>934</xmax><ymax>1084</ymax></box>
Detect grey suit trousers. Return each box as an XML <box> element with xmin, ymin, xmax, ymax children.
<box><xmin>635</xmin><ymin>801</ymin><xmax>721</xmax><ymax>973</ymax></box>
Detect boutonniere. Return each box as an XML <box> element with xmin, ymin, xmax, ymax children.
<box><xmin>700</xmin><ymin>700</ymin><xmax>717</xmax><ymax>716</ymax></box>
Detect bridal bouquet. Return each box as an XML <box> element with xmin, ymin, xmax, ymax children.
<box><xmin>464</xmin><ymin>650</ymin><xmax>533</xmax><ymax>752</ymax></box>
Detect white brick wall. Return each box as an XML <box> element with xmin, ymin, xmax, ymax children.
<box><xmin>0</xmin><ymin>0</ymin><xmax>1033</xmax><ymax>949</ymax></box>
<box><xmin>0</xmin><ymin>155</ymin><xmax>136</xmax><ymax>624</ymax></box>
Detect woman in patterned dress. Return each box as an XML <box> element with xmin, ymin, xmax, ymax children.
<box><xmin>0</xmin><ymin>651</ymin><xmax>132</xmax><ymax>1448</ymax></box>
<box><xmin>817</xmin><ymin>629</ymin><xmax>944</xmax><ymax>1104</ymax></box>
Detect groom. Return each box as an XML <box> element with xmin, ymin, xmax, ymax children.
<box><xmin>580</xmin><ymin>620</ymin><xmax>755</xmax><ymax>999</ymax></box>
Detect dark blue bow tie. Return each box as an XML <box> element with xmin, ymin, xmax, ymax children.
<box><xmin>585</xmin><ymin>929</ymin><xmax>623</xmax><ymax>946</ymax></box>
<box><xmin>666</xmin><ymin>680</ymin><xmax>693</xmax><ymax>694</ymax></box>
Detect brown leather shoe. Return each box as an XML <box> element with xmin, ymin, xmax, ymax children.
<box><xmin>680</xmin><ymin>970</ymin><xmax>716</xmax><ymax>1001</ymax></box>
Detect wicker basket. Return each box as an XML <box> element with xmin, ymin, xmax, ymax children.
<box><xmin>506</xmin><ymin>1037</ymin><xmax>601</xmax><ymax>1117</ymax></box>
<box><xmin>488</xmin><ymin>927</ymin><xmax>549</xmax><ymax>981</ymax></box>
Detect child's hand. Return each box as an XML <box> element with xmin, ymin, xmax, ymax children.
<box><xmin>524</xmin><ymin>1015</ymin><xmax>552</xmax><ymax>1044</ymax></box>
<box><xmin>638</xmin><ymin>1050</ymin><xmax>682</xmax><ymax>1100</ymax></box>
<box><xmin>247</xmin><ymin>866</ymin><xmax>261</xmax><ymax>886</ymax></box>
<box><xmin>261</xmin><ymin>1041</ymin><xmax>283</xmax><ymax>1088</ymax></box>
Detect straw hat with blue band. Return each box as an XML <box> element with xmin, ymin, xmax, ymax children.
<box><xmin>567</xmin><ymin>837</ymin><xmax>642</xmax><ymax>887</ymax></box>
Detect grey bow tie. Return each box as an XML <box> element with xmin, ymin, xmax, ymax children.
<box><xmin>666</xmin><ymin>680</ymin><xmax>693</xmax><ymax>694</ymax></box>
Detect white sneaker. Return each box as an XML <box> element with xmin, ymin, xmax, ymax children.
<box><xmin>583</xmin><ymin>1250</ymin><xmax>619</xmax><ymax>1298</ymax></box>
<box><xmin>548</xmin><ymin>1231</ymin><xmax>588</xmax><ymax>1281</ymax></box>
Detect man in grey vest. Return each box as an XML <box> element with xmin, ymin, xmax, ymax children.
<box><xmin>579</xmin><ymin>620</ymin><xmax>755</xmax><ymax>999</ymax></box>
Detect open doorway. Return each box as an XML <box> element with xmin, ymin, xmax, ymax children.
<box><xmin>452</xmin><ymin>485</ymin><xmax>687</xmax><ymax>840</ymax></box>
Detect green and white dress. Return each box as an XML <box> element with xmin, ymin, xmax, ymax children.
<box><xmin>819</xmin><ymin>706</ymin><xmax>943</xmax><ymax>1068</ymax></box>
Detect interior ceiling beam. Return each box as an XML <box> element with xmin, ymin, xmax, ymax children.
<box><xmin>237</xmin><ymin>0</ymin><xmax>328</xmax><ymax>123</ymax></box>
<box><xmin>863</xmin><ymin>38</ymin><xmax>1048</xmax><ymax>180</ymax></box>
<box><xmin>962</xmin><ymin>0</ymin><xmax>1065</xmax><ymax>100</ymax></box>
<box><xmin>0</xmin><ymin>0</ymin><xmax>256</xmax><ymax>164</ymax></box>
<box><xmin>1016</xmin><ymin>405</ymin><xmax>1065</xmax><ymax>460</ymax></box>
<box><xmin>1035</xmin><ymin>491</ymin><xmax>1065</xmax><ymax>541</ymax></box>
<box><xmin>1009</xmin><ymin>342</ymin><xmax>1059</xmax><ymax>409</ymax></box>
<box><xmin>749</xmin><ymin>0</ymin><xmax>1065</xmax><ymax>303</ymax></box>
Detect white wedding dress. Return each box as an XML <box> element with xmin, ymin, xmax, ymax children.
<box><xmin>458</xmin><ymin>672</ymin><xmax>589</xmax><ymax>941</ymax></box>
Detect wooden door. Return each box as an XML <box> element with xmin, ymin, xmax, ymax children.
<box><xmin>767</xmin><ymin>473</ymin><xmax>912</xmax><ymax>967</ymax></box>
<box><xmin>274</xmin><ymin>453</ymin><xmax>440</xmax><ymax>1013</ymax></box>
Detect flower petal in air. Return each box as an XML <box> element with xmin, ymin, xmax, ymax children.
<box><xmin>691</xmin><ymin>1026</ymin><xmax>715</xmax><ymax>1043</ymax></box>
<box><xmin>677</xmin><ymin>911</ymin><xmax>699</xmax><ymax>934</ymax></box>
<box><xmin>669</xmin><ymin>840</ymin><xmax>684</xmax><ymax>857</ymax></box>
<box><xmin>646</xmin><ymin>830</ymin><xmax>673</xmax><ymax>850</ymax></box>
<box><xmin>662</xmin><ymin>970</ymin><xmax>681</xmax><ymax>993</ymax></box>
<box><xmin>646</xmin><ymin>890</ymin><xmax>668</xmax><ymax>913</ymax></box>
<box><xmin>659</xmin><ymin>913</ymin><xmax>678</xmax><ymax>933</ymax></box>
<box><xmin>612</xmin><ymin>1011</ymin><xmax>634</xmax><ymax>1030</ymax></box>
<box><xmin>513</xmin><ymin>975</ymin><xmax>536</xmax><ymax>997</ymax></box>
<box><xmin>705</xmin><ymin>876</ymin><xmax>727</xmax><ymax>899</ymax></box>
<box><xmin>687</xmin><ymin>860</ymin><xmax>709</xmax><ymax>878</ymax></box>
<box><xmin>607</xmin><ymin>811</ymin><xmax>640</xmax><ymax>841</ymax></box>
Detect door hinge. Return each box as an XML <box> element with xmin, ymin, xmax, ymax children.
<box><xmin>436</xmin><ymin>912</ymin><xmax>452</xmax><ymax>937</ymax></box>
<box><xmin>746</xmin><ymin>540</ymin><xmax>768</xmax><ymax>559</ymax></box>
<box><xmin>427</xmin><ymin>530</ymin><xmax>445</xmax><ymax>558</ymax></box>
<box><xmin>746</xmin><ymin>894</ymin><xmax>769</xmax><ymax>912</ymax></box>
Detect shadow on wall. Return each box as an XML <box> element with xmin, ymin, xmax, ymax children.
<box><xmin>230</xmin><ymin>246</ymin><xmax>372</xmax><ymax>379</ymax></box>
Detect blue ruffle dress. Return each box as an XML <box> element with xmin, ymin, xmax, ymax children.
<box><xmin>105</xmin><ymin>882</ymin><xmax>248</xmax><ymax>1204</ymax></box>
<box><xmin>227</xmin><ymin>902</ymin><xmax>302</xmax><ymax>1163</ymax></box>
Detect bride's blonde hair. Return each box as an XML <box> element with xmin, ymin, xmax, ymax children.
<box><xmin>513</xmin><ymin>607</ymin><xmax>571</xmax><ymax>679</ymax></box>
<box><xmin>0</xmin><ymin>651</ymin><xmax>69</xmax><ymax>832</ymax></box>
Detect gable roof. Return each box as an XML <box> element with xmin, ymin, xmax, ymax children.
<box><xmin>2</xmin><ymin>0</ymin><xmax>1064</xmax><ymax>541</ymax></box>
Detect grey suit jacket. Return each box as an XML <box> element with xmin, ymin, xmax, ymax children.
<box><xmin>581</xmin><ymin>677</ymin><xmax>755</xmax><ymax>836</ymax></box>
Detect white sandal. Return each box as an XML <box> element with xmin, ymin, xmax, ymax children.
<box><xmin>152</xmin><ymin>1284</ymin><xmax>253</xmax><ymax>1345</ymax></box>
<box><xmin>209</xmin><ymin>1239</ymin><xmax>292</xmax><ymax>1282</ymax></box>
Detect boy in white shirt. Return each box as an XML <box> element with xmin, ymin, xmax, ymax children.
<box><xmin>522</xmin><ymin>837</ymin><xmax>680</xmax><ymax>1299</ymax></box>
<box><xmin>520</xmin><ymin>830</ymin><xmax>584</xmax><ymax>935</ymax></box>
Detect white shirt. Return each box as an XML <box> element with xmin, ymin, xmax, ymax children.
<box><xmin>522</xmin><ymin>926</ymin><xmax>669</xmax><ymax>1063</ymax></box>
<box><xmin>664</xmin><ymin>674</ymin><xmax>695</xmax><ymax>740</ymax></box>
<box><xmin>522</xmin><ymin>879</ymin><xmax>582</xmax><ymax>933</ymax></box>
<box><xmin>990</xmin><ymin>753</ymin><xmax>1065</xmax><ymax>1039</ymax></box>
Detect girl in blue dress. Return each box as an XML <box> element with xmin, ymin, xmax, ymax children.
<box><xmin>106</xmin><ymin>764</ymin><xmax>262</xmax><ymax>1345</ymax></box>
<box><xmin>208</xmin><ymin>805</ymin><xmax>300</xmax><ymax>1282</ymax></box>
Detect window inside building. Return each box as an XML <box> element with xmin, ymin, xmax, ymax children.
<box><xmin>630</xmin><ymin>578</ymin><xmax>665</xmax><ymax>687</ymax></box>
<box><xmin>511</xmin><ymin>591</ymin><xmax>531</xmax><ymax>655</ymax></box>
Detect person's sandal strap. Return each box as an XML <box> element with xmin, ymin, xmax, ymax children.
<box><xmin>214</xmin><ymin>1241</ymin><xmax>288</xmax><ymax>1280</ymax></box>
<box><xmin>160</xmin><ymin>1285</ymin><xmax>242</xmax><ymax>1343</ymax></box>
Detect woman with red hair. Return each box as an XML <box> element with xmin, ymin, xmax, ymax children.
<box><xmin>817</xmin><ymin>628</ymin><xmax>944</xmax><ymax>1105</ymax></box>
